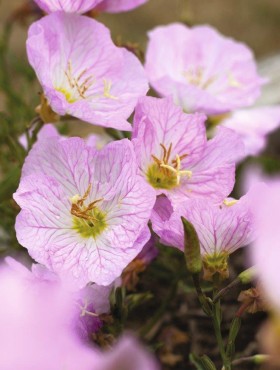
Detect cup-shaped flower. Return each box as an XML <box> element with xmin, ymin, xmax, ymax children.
<box><xmin>26</xmin><ymin>12</ymin><xmax>148</xmax><ymax>130</ymax></box>
<box><xmin>145</xmin><ymin>23</ymin><xmax>265</xmax><ymax>115</ymax></box>
<box><xmin>33</xmin><ymin>0</ymin><xmax>103</xmax><ymax>13</ymax></box>
<box><xmin>220</xmin><ymin>106</ymin><xmax>280</xmax><ymax>160</ymax></box>
<box><xmin>152</xmin><ymin>191</ymin><xmax>254</xmax><ymax>280</ymax></box>
<box><xmin>132</xmin><ymin>96</ymin><xmax>244</xmax><ymax>206</ymax></box>
<box><xmin>14</xmin><ymin>137</ymin><xmax>155</xmax><ymax>287</ymax></box>
<box><xmin>95</xmin><ymin>0</ymin><xmax>148</xmax><ymax>13</ymax></box>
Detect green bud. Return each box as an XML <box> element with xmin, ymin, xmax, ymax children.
<box><xmin>181</xmin><ymin>217</ymin><xmax>202</xmax><ymax>275</ymax></box>
<box><xmin>238</xmin><ymin>267</ymin><xmax>256</xmax><ymax>284</ymax></box>
<box><xmin>253</xmin><ymin>354</ymin><xmax>270</xmax><ymax>364</ymax></box>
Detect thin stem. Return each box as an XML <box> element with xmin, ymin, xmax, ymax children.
<box><xmin>212</xmin><ymin>274</ymin><xmax>231</xmax><ymax>370</ymax></box>
<box><xmin>192</xmin><ymin>274</ymin><xmax>212</xmax><ymax>316</ymax></box>
<box><xmin>213</xmin><ymin>279</ymin><xmax>240</xmax><ymax>303</ymax></box>
<box><xmin>212</xmin><ymin>300</ymin><xmax>231</xmax><ymax>370</ymax></box>
<box><xmin>232</xmin><ymin>355</ymin><xmax>270</xmax><ymax>367</ymax></box>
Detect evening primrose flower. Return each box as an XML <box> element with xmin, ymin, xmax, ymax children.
<box><xmin>26</xmin><ymin>12</ymin><xmax>148</xmax><ymax>130</ymax></box>
<box><xmin>220</xmin><ymin>106</ymin><xmax>280</xmax><ymax>160</ymax></box>
<box><xmin>14</xmin><ymin>137</ymin><xmax>155</xmax><ymax>287</ymax></box>
<box><xmin>33</xmin><ymin>0</ymin><xmax>103</xmax><ymax>13</ymax></box>
<box><xmin>151</xmin><ymin>190</ymin><xmax>254</xmax><ymax>280</ymax></box>
<box><xmin>145</xmin><ymin>23</ymin><xmax>265</xmax><ymax>115</ymax></box>
<box><xmin>0</xmin><ymin>259</ymin><xmax>98</xmax><ymax>370</ymax></box>
<box><xmin>250</xmin><ymin>180</ymin><xmax>280</xmax><ymax>311</ymax></box>
<box><xmin>132</xmin><ymin>96</ymin><xmax>244</xmax><ymax>206</ymax></box>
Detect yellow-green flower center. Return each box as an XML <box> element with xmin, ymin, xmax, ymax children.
<box><xmin>70</xmin><ymin>184</ymin><xmax>107</xmax><ymax>239</ymax></box>
<box><xmin>146</xmin><ymin>143</ymin><xmax>192</xmax><ymax>190</ymax></box>
<box><xmin>146</xmin><ymin>162</ymin><xmax>178</xmax><ymax>190</ymax></box>
<box><xmin>72</xmin><ymin>207</ymin><xmax>107</xmax><ymax>239</ymax></box>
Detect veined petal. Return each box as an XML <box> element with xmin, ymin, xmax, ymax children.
<box><xmin>22</xmin><ymin>136</ymin><xmax>94</xmax><ymax>198</ymax></box>
<box><xmin>15</xmin><ymin>139</ymin><xmax>155</xmax><ymax>287</ymax></box>
<box><xmin>27</xmin><ymin>13</ymin><xmax>148</xmax><ymax>130</ymax></box>
<box><xmin>34</xmin><ymin>0</ymin><xmax>103</xmax><ymax>13</ymax></box>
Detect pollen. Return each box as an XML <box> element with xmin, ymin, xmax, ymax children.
<box><xmin>56</xmin><ymin>60</ymin><xmax>118</xmax><ymax>104</ymax></box>
<box><xmin>146</xmin><ymin>143</ymin><xmax>192</xmax><ymax>190</ymax></box>
<box><xmin>183</xmin><ymin>66</ymin><xmax>216</xmax><ymax>90</ymax></box>
<box><xmin>71</xmin><ymin>184</ymin><xmax>107</xmax><ymax>239</ymax></box>
<box><xmin>223</xmin><ymin>199</ymin><xmax>238</xmax><ymax>207</ymax></box>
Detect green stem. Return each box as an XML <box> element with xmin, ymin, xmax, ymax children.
<box><xmin>212</xmin><ymin>275</ymin><xmax>231</xmax><ymax>370</ymax></box>
<box><xmin>212</xmin><ymin>300</ymin><xmax>231</xmax><ymax>370</ymax></box>
<box><xmin>192</xmin><ymin>274</ymin><xmax>212</xmax><ymax>316</ymax></box>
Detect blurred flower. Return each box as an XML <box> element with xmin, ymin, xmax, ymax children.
<box><xmin>0</xmin><ymin>259</ymin><xmax>158</xmax><ymax>369</ymax></box>
<box><xmin>33</xmin><ymin>0</ymin><xmax>103</xmax><ymax>13</ymax></box>
<box><xmin>14</xmin><ymin>137</ymin><xmax>155</xmax><ymax>287</ymax></box>
<box><xmin>26</xmin><ymin>12</ymin><xmax>148</xmax><ymax>130</ymax></box>
<box><xmin>94</xmin><ymin>335</ymin><xmax>160</xmax><ymax>370</ymax></box>
<box><xmin>0</xmin><ymin>259</ymin><xmax>98</xmax><ymax>370</ymax></box>
<box><xmin>250</xmin><ymin>179</ymin><xmax>280</xmax><ymax>310</ymax></box>
<box><xmin>95</xmin><ymin>0</ymin><xmax>148</xmax><ymax>13</ymax></box>
<box><xmin>6</xmin><ymin>257</ymin><xmax>115</xmax><ymax>339</ymax></box>
<box><xmin>132</xmin><ymin>96</ymin><xmax>243</xmax><ymax>206</ymax></box>
<box><xmin>152</xmin><ymin>189</ymin><xmax>254</xmax><ymax>280</ymax></box>
<box><xmin>220</xmin><ymin>106</ymin><xmax>280</xmax><ymax>160</ymax></box>
<box><xmin>145</xmin><ymin>23</ymin><xmax>264</xmax><ymax>115</ymax></box>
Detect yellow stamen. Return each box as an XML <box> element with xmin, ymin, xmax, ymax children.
<box><xmin>103</xmin><ymin>79</ymin><xmax>118</xmax><ymax>100</ymax></box>
<box><xmin>223</xmin><ymin>199</ymin><xmax>238</xmax><ymax>207</ymax></box>
<box><xmin>228</xmin><ymin>72</ymin><xmax>242</xmax><ymax>88</ymax></box>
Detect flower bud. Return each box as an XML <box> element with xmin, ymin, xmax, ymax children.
<box><xmin>181</xmin><ymin>217</ymin><xmax>202</xmax><ymax>275</ymax></box>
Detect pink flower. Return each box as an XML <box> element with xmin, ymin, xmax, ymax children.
<box><xmin>94</xmin><ymin>336</ymin><xmax>160</xmax><ymax>370</ymax></box>
<box><xmin>27</xmin><ymin>12</ymin><xmax>148</xmax><ymax>130</ymax></box>
<box><xmin>14</xmin><ymin>137</ymin><xmax>155</xmax><ymax>287</ymax></box>
<box><xmin>145</xmin><ymin>23</ymin><xmax>264</xmax><ymax>115</ymax></box>
<box><xmin>221</xmin><ymin>106</ymin><xmax>280</xmax><ymax>159</ymax></box>
<box><xmin>0</xmin><ymin>259</ymin><xmax>98</xmax><ymax>370</ymax></box>
<box><xmin>250</xmin><ymin>180</ymin><xmax>280</xmax><ymax>310</ymax></box>
<box><xmin>132</xmin><ymin>96</ymin><xmax>243</xmax><ymax>206</ymax></box>
<box><xmin>152</xmin><ymin>189</ymin><xmax>254</xmax><ymax>260</ymax></box>
<box><xmin>33</xmin><ymin>0</ymin><xmax>103</xmax><ymax>13</ymax></box>
<box><xmin>95</xmin><ymin>0</ymin><xmax>148</xmax><ymax>13</ymax></box>
<box><xmin>33</xmin><ymin>0</ymin><xmax>148</xmax><ymax>13</ymax></box>
<box><xmin>6</xmin><ymin>257</ymin><xmax>114</xmax><ymax>339</ymax></box>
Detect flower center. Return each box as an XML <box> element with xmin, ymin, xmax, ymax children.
<box><xmin>203</xmin><ymin>251</ymin><xmax>229</xmax><ymax>281</ymax></box>
<box><xmin>183</xmin><ymin>66</ymin><xmax>216</xmax><ymax>90</ymax></box>
<box><xmin>146</xmin><ymin>143</ymin><xmax>192</xmax><ymax>190</ymax></box>
<box><xmin>71</xmin><ymin>184</ymin><xmax>107</xmax><ymax>239</ymax></box>
<box><xmin>183</xmin><ymin>67</ymin><xmax>241</xmax><ymax>90</ymax></box>
<box><xmin>56</xmin><ymin>60</ymin><xmax>117</xmax><ymax>103</ymax></box>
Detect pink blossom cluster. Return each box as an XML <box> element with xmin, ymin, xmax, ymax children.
<box><xmin>3</xmin><ymin>0</ymin><xmax>280</xmax><ymax>366</ymax></box>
